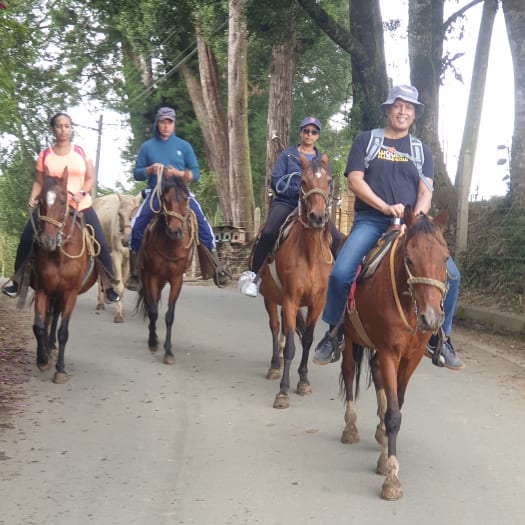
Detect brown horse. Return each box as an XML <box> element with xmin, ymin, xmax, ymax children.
<box><xmin>259</xmin><ymin>154</ymin><xmax>334</xmax><ymax>409</ymax></box>
<box><xmin>136</xmin><ymin>172</ymin><xmax>196</xmax><ymax>364</ymax></box>
<box><xmin>339</xmin><ymin>207</ymin><xmax>449</xmax><ymax>500</ymax></box>
<box><xmin>32</xmin><ymin>169</ymin><xmax>98</xmax><ymax>383</ymax></box>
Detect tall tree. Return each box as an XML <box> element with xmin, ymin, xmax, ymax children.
<box><xmin>228</xmin><ymin>0</ymin><xmax>255</xmax><ymax>231</ymax></box>
<box><xmin>501</xmin><ymin>0</ymin><xmax>525</xmax><ymax>208</ymax></box>
<box><xmin>455</xmin><ymin>0</ymin><xmax>498</xmax><ymax>258</ymax></box>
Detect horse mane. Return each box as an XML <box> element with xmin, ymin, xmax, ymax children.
<box><xmin>43</xmin><ymin>175</ymin><xmax>64</xmax><ymax>192</ymax></box>
<box><xmin>405</xmin><ymin>213</ymin><xmax>440</xmax><ymax>242</ymax></box>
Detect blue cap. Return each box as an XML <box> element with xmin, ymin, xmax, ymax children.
<box><xmin>299</xmin><ymin>117</ymin><xmax>321</xmax><ymax>131</ymax></box>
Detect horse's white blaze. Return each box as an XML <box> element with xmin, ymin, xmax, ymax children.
<box><xmin>46</xmin><ymin>191</ymin><xmax>57</xmax><ymax>207</ymax></box>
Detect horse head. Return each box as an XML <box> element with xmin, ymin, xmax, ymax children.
<box><xmin>117</xmin><ymin>193</ymin><xmax>141</xmax><ymax>248</ymax></box>
<box><xmin>298</xmin><ymin>154</ymin><xmax>331</xmax><ymax>229</ymax></box>
<box><xmin>38</xmin><ymin>167</ymin><xmax>70</xmax><ymax>252</ymax></box>
<box><xmin>402</xmin><ymin>206</ymin><xmax>449</xmax><ymax>332</ymax></box>
<box><xmin>160</xmin><ymin>172</ymin><xmax>190</xmax><ymax>241</ymax></box>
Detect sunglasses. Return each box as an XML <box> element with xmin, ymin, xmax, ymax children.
<box><xmin>302</xmin><ymin>128</ymin><xmax>319</xmax><ymax>136</ymax></box>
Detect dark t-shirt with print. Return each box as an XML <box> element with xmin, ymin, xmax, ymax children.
<box><xmin>344</xmin><ymin>130</ymin><xmax>434</xmax><ymax>214</ymax></box>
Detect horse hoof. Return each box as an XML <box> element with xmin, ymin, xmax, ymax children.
<box><xmin>114</xmin><ymin>314</ymin><xmax>124</xmax><ymax>323</ymax></box>
<box><xmin>341</xmin><ymin>428</ymin><xmax>360</xmax><ymax>444</ymax></box>
<box><xmin>376</xmin><ymin>453</ymin><xmax>388</xmax><ymax>476</ymax></box>
<box><xmin>96</xmin><ymin>304</ymin><xmax>105</xmax><ymax>312</ymax></box>
<box><xmin>149</xmin><ymin>345</ymin><xmax>158</xmax><ymax>353</ymax></box>
<box><xmin>266</xmin><ymin>368</ymin><xmax>280</xmax><ymax>380</ymax></box>
<box><xmin>273</xmin><ymin>393</ymin><xmax>289</xmax><ymax>409</ymax></box>
<box><xmin>381</xmin><ymin>476</ymin><xmax>403</xmax><ymax>500</ymax></box>
<box><xmin>296</xmin><ymin>382</ymin><xmax>312</xmax><ymax>396</ymax></box>
<box><xmin>53</xmin><ymin>371</ymin><xmax>69</xmax><ymax>384</ymax></box>
<box><xmin>37</xmin><ymin>360</ymin><xmax>50</xmax><ymax>372</ymax></box>
<box><xmin>164</xmin><ymin>354</ymin><xmax>174</xmax><ymax>365</ymax></box>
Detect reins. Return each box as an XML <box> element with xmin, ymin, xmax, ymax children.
<box><xmin>389</xmin><ymin>230</ymin><xmax>447</xmax><ymax>333</ymax></box>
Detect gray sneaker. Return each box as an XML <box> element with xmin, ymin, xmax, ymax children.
<box><xmin>426</xmin><ymin>335</ymin><xmax>464</xmax><ymax>371</ymax></box>
<box><xmin>313</xmin><ymin>331</ymin><xmax>344</xmax><ymax>365</ymax></box>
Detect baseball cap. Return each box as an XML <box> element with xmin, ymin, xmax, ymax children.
<box><xmin>157</xmin><ymin>107</ymin><xmax>176</xmax><ymax>121</ymax></box>
<box><xmin>299</xmin><ymin>117</ymin><xmax>321</xmax><ymax>131</ymax></box>
<box><xmin>381</xmin><ymin>85</ymin><xmax>424</xmax><ymax>119</ymax></box>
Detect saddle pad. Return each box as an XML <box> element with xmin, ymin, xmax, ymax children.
<box><xmin>357</xmin><ymin>228</ymin><xmax>402</xmax><ymax>283</ymax></box>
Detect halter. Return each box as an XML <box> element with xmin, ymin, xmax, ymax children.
<box><xmin>35</xmin><ymin>189</ymin><xmax>95</xmax><ymax>258</ymax></box>
<box><xmin>389</xmin><ymin>231</ymin><xmax>448</xmax><ymax>333</ymax></box>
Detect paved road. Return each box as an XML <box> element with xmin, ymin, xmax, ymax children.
<box><xmin>1</xmin><ymin>284</ymin><xmax>525</xmax><ymax>525</ymax></box>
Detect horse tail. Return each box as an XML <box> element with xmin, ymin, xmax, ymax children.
<box><xmin>135</xmin><ymin>287</ymin><xmax>148</xmax><ymax>319</ymax></box>
<box><xmin>295</xmin><ymin>307</ymin><xmax>306</xmax><ymax>339</ymax></box>
<box><xmin>353</xmin><ymin>343</ymin><xmax>365</xmax><ymax>399</ymax></box>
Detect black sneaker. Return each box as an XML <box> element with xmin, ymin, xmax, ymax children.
<box><xmin>105</xmin><ymin>287</ymin><xmax>121</xmax><ymax>303</ymax></box>
<box><xmin>313</xmin><ymin>331</ymin><xmax>344</xmax><ymax>365</ymax></box>
<box><xmin>2</xmin><ymin>281</ymin><xmax>19</xmax><ymax>299</ymax></box>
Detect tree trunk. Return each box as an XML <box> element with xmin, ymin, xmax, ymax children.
<box><xmin>408</xmin><ymin>0</ymin><xmax>457</xmax><ymax>221</ymax></box>
<box><xmin>264</xmin><ymin>1</ymin><xmax>298</xmax><ymax>215</ymax></box>
<box><xmin>349</xmin><ymin>0</ymin><xmax>389</xmax><ymax>131</ymax></box>
<box><xmin>194</xmin><ymin>35</ymin><xmax>231</xmax><ymax>223</ymax></box>
<box><xmin>455</xmin><ymin>0</ymin><xmax>498</xmax><ymax>258</ymax></box>
<box><xmin>502</xmin><ymin>0</ymin><xmax>525</xmax><ymax>209</ymax></box>
<box><xmin>228</xmin><ymin>0</ymin><xmax>255</xmax><ymax>233</ymax></box>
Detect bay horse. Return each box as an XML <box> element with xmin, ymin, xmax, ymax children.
<box><xmin>33</xmin><ymin>169</ymin><xmax>98</xmax><ymax>383</ymax></box>
<box><xmin>136</xmin><ymin>171</ymin><xmax>196</xmax><ymax>364</ymax></box>
<box><xmin>339</xmin><ymin>207</ymin><xmax>449</xmax><ymax>500</ymax></box>
<box><xmin>259</xmin><ymin>154</ymin><xmax>334</xmax><ymax>409</ymax></box>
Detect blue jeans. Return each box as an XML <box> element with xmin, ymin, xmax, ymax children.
<box><xmin>322</xmin><ymin>211</ymin><xmax>460</xmax><ymax>335</ymax></box>
<box><xmin>131</xmin><ymin>190</ymin><xmax>215</xmax><ymax>253</ymax></box>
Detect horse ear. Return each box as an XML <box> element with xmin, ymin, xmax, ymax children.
<box><xmin>61</xmin><ymin>166</ymin><xmax>68</xmax><ymax>187</ymax></box>
<box><xmin>133</xmin><ymin>193</ymin><xmax>142</xmax><ymax>207</ymax></box>
<box><xmin>403</xmin><ymin>204</ymin><xmax>416</xmax><ymax>226</ymax></box>
<box><xmin>321</xmin><ymin>154</ymin><xmax>329</xmax><ymax>167</ymax></box>
<box><xmin>433</xmin><ymin>207</ymin><xmax>449</xmax><ymax>231</ymax></box>
<box><xmin>299</xmin><ymin>154</ymin><xmax>309</xmax><ymax>169</ymax></box>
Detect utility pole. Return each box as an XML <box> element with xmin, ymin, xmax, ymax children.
<box><xmin>93</xmin><ymin>114</ymin><xmax>103</xmax><ymax>197</ymax></box>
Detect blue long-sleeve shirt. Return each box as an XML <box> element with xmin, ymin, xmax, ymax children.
<box><xmin>133</xmin><ymin>117</ymin><xmax>200</xmax><ymax>189</ymax></box>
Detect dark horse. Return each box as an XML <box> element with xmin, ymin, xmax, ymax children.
<box><xmin>33</xmin><ymin>169</ymin><xmax>98</xmax><ymax>383</ymax></box>
<box><xmin>339</xmin><ymin>207</ymin><xmax>449</xmax><ymax>500</ymax></box>
<box><xmin>136</xmin><ymin>171</ymin><xmax>196</xmax><ymax>364</ymax></box>
<box><xmin>259</xmin><ymin>154</ymin><xmax>335</xmax><ymax>409</ymax></box>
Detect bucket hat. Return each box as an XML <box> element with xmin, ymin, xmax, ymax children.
<box><xmin>382</xmin><ymin>85</ymin><xmax>424</xmax><ymax>119</ymax></box>
<box><xmin>299</xmin><ymin>117</ymin><xmax>321</xmax><ymax>131</ymax></box>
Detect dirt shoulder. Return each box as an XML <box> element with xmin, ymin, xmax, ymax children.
<box><xmin>0</xmin><ymin>297</ymin><xmax>33</xmax><ymax>431</ymax></box>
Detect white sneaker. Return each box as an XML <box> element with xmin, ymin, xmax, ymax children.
<box><xmin>238</xmin><ymin>271</ymin><xmax>258</xmax><ymax>297</ymax></box>
<box><xmin>241</xmin><ymin>280</ymin><xmax>258</xmax><ymax>297</ymax></box>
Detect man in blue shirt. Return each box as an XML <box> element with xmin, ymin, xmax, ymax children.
<box><xmin>127</xmin><ymin>107</ymin><xmax>229</xmax><ymax>290</ymax></box>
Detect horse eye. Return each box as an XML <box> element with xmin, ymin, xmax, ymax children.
<box><xmin>405</xmin><ymin>256</ymin><xmax>413</xmax><ymax>267</ymax></box>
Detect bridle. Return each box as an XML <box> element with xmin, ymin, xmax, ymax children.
<box><xmin>389</xmin><ymin>231</ymin><xmax>448</xmax><ymax>333</ymax></box>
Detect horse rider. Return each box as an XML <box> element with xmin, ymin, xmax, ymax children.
<box><xmin>126</xmin><ymin>106</ymin><xmax>229</xmax><ymax>291</ymax></box>
<box><xmin>238</xmin><ymin>116</ymin><xmax>343</xmax><ymax>297</ymax></box>
<box><xmin>312</xmin><ymin>85</ymin><xmax>464</xmax><ymax>370</ymax></box>
<box><xmin>2</xmin><ymin>112</ymin><xmax>120</xmax><ymax>303</ymax></box>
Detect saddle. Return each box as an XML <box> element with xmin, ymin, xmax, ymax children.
<box><xmin>346</xmin><ymin>227</ymin><xmax>403</xmax><ymax>349</ymax></box>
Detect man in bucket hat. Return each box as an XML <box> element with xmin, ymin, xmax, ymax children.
<box><xmin>313</xmin><ymin>84</ymin><xmax>464</xmax><ymax>370</ymax></box>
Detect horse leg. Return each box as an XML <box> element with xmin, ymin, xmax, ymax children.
<box><xmin>296</xmin><ymin>323</ymin><xmax>313</xmax><ymax>396</ymax></box>
<box><xmin>340</xmin><ymin>340</ymin><xmax>359</xmax><ymax>444</ymax></box>
<box><xmin>33</xmin><ymin>292</ymin><xmax>51</xmax><ymax>372</ymax></box>
<box><xmin>47</xmin><ymin>301</ymin><xmax>60</xmax><ymax>351</ymax></box>
<box><xmin>367</xmin><ymin>352</ymin><xmax>388</xmax><ymax>474</ymax></box>
<box><xmin>96</xmin><ymin>278</ymin><xmax>105</xmax><ymax>312</ymax></box>
<box><xmin>377</xmin><ymin>353</ymin><xmax>403</xmax><ymax>501</ymax></box>
<box><xmin>163</xmin><ymin>280</ymin><xmax>183</xmax><ymax>365</ymax></box>
<box><xmin>53</xmin><ymin>294</ymin><xmax>78</xmax><ymax>384</ymax></box>
<box><xmin>273</xmin><ymin>328</ymin><xmax>295</xmax><ymax>409</ymax></box>
<box><xmin>112</xmin><ymin>251</ymin><xmax>125</xmax><ymax>323</ymax></box>
<box><xmin>264</xmin><ymin>299</ymin><xmax>281</xmax><ymax>380</ymax></box>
